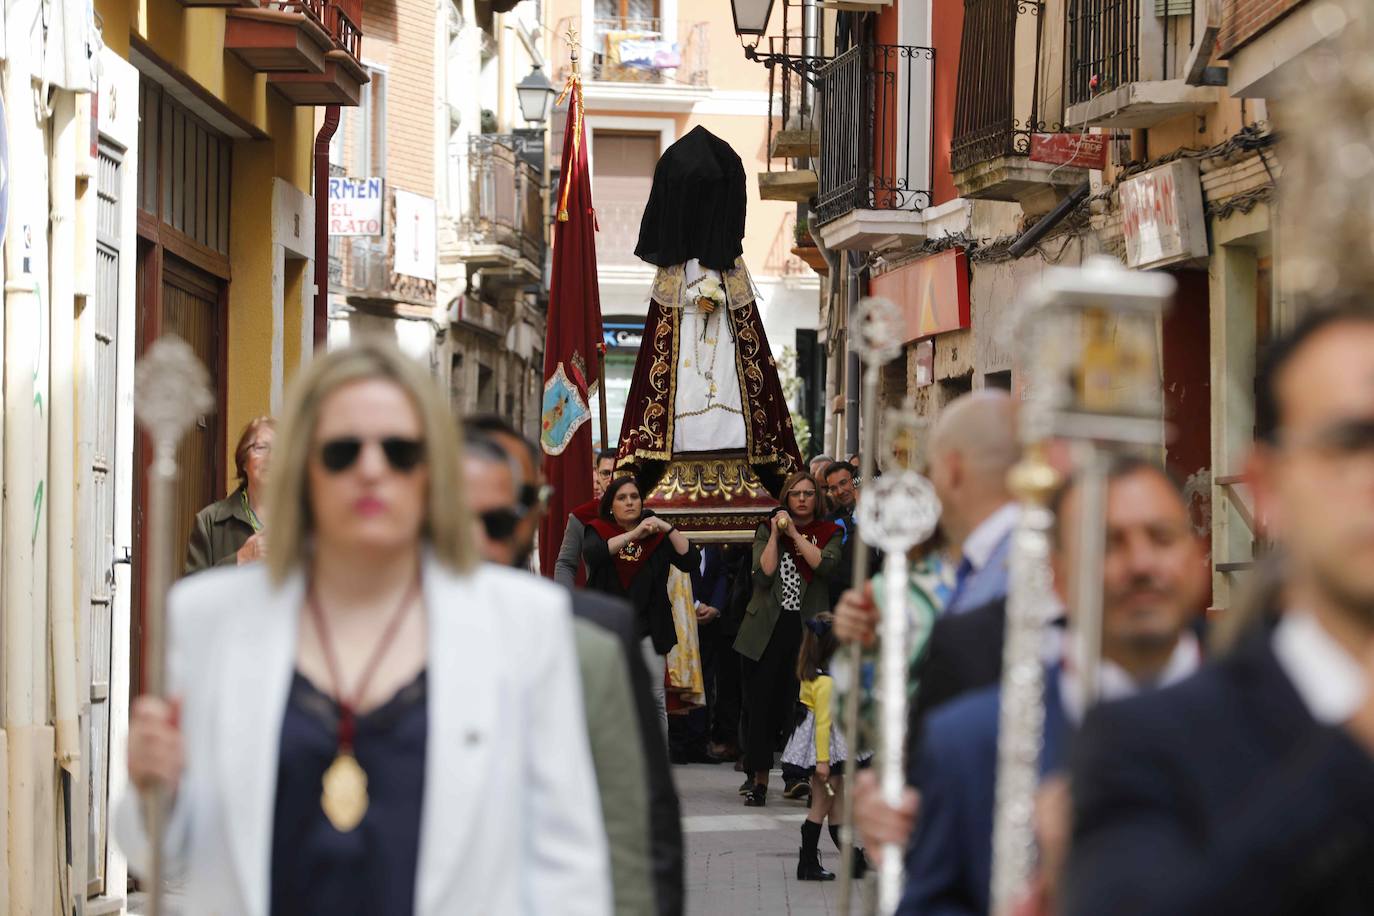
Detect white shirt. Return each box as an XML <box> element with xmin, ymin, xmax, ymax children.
<box><xmin>960</xmin><ymin>502</ymin><xmax>1020</xmax><ymax>572</ymax></box>
<box><xmin>1273</xmin><ymin>609</ymin><xmax>1368</xmax><ymax>724</ymax></box>
<box><xmin>1058</xmin><ymin>632</ymin><xmax>1202</xmax><ymax>726</ymax></box>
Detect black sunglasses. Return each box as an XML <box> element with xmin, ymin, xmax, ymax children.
<box><xmin>480</xmin><ymin>507</ymin><xmax>523</xmax><ymax>541</ymax></box>
<box><xmin>319</xmin><ymin>436</ymin><xmax>426</xmax><ymax>474</ymax></box>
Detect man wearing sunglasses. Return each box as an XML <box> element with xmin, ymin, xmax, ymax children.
<box><xmin>463</xmin><ymin>418</ymin><xmax>686</xmax><ymax>916</ymax></box>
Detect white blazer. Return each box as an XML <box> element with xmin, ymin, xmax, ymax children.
<box><xmin>115</xmin><ymin>555</ymin><xmax>612</xmax><ymax>916</ymax></box>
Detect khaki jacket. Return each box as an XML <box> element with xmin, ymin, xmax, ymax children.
<box><xmin>733</xmin><ymin>522</ymin><xmax>842</xmax><ymax>661</ymax></box>
<box><xmin>184</xmin><ymin>486</ymin><xmax>256</xmax><ymax>577</ymax></box>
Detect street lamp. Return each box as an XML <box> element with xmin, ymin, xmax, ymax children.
<box><xmin>729</xmin><ymin>0</ymin><xmax>777</xmax><ymax>43</ymax></box>
<box><xmin>516</xmin><ymin>63</ymin><xmax>556</xmax><ymax>125</ymax></box>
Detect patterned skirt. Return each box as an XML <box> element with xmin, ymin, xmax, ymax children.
<box><xmin>780</xmin><ymin>710</ymin><xmax>853</xmax><ymax>770</ymax></box>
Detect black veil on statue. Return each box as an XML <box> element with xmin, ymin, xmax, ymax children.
<box><xmin>634</xmin><ymin>126</ymin><xmax>748</xmax><ymax>272</ymax></box>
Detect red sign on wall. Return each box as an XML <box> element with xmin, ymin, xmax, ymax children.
<box><xmin>869</xmin><ymin>248</ymin><xmax>971</xmax><ymax>344</ymax></box>
<box><xmin>1029</xmin><ymin>132</ymin><xmax>1108</xmax><ymax>170</ymax></box>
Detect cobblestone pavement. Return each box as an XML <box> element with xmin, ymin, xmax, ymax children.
<box><xmin>679</xmin><ymin>761</ymin><xmax>866</xmax><ymax>916</ymax></box>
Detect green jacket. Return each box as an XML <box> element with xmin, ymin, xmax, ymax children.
<box><xmin>733</xmin><ymin>522</ymin><xmax>843</xmax><ymax>661</ymax></box>
<box><xmin>183</xmin><ymin>486</ymin><xmax>256</xmax><ymax>577</ymax></box>
<box><xmin>574</xmin><ymin>619</ymin><xmax>654</xmax><ymax>916</ymax></box>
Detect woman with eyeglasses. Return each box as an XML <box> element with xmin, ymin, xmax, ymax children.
<box><xmin>184</xmin><ymin>416</ymin><xmax>276</xmax><ymax>576</ymax></box>
<box><xmin>583</xmin><ymin>476</ymin><xmax>700</xmax><ymax>731</ymax></box>
<box><xmin>734</xmin><ymin>471</ymin><xmax>842</xmax><ymax>807</ymax></box>
<box><xmin>118</xmin><ymin>341</ymin><xmax>611</xmax><ymax>915</ymax></box>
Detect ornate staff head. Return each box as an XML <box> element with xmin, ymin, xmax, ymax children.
<box><xmin>135</xmin><ymin>334</ymin><xmax>215</xmax><ymax>453</ymax></box>
<box><xmin>132</xmin><ymin>334</ymin><xmax>214</xmax><ymax>916</ymax></box>
<box><xmin>990</xmin><ymin>255</ymin><xmax>1173</xmax><ymax>915</ymax></box>
<box><xmin>851</xmin><ymin>295</ymin><xmax>904</xmax><ymax>366</ymax></box>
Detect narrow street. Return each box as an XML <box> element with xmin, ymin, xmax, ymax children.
<box><xmin>679</xmin><ymin>763</ymin><xmax>855</xmax><ymax>916</ymax></box>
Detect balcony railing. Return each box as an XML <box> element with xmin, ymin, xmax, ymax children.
<box><xmin>554</xmin><ymin>17</ymin><xmax>708</xmax><ymax>88</ymax></box>
<box><xmin>951</xmin><ymin>0</ymin><xmax>1062</xmax><ymax>173</ymax></box>
<box><xmin>816</xmin><ymin>43</ymin><xmax>935</xmax><ymax>226</ymax></box>
<box><xmin>1067</xmin><ymin>0</ymin><xmax>1195</xmax><ymax>107</ymax></box>
<box><xmin>459</xmin><ymin>134</ymin><xmax>545</xmax><ymax>270</ymax></box>
<box><xmin>762</xmin><ymin>34</ymin><xmax>829</xmax><ymax>166</ymax></box>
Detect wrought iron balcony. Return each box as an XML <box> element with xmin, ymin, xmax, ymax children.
<box><xmin>758</xmin><ymin>35</ymin><xmax>828</xmax><ymax>203</ymax></box>
<box><xmin>554</xmin><ymin>17</ymin><xmax>709</xmax><ymax>89</ymax></box>
<box><xmin>269</xmin><ymin>0</ymin><xmax>368</xmax><ymax>106</ymax></box>
<box><xmin>950</xmin><ymin>0</ymin><xmax>1086</xmax><ymax>204</ymax></box>
<box><xmin>1064</xmin><ymin>0</ymin><xmax>1215</xmax><ymax>127</ymax></box>
<box><xmin>454</xmin><ymin>134</ymin><xmax>545</xmax><ymax>281</ymax></box>
<box><xmin>815</xmin><ymin>43</ymin><xmax>935</xmax><ymax>232</ymax></box>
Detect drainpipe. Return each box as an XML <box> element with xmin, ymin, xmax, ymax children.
<box><xmin>313</xmin><ymin>105</ymin><xmax>341</xmax><ymax>351</ymax></box>
<box><xmin>48</xmin><ymin>90</ymin><xmax>80</xmax><ymax>775</ymax></box>
<box><xmin>807</xmin><ymin>211</ymin><xmax>840</xmax><ymax>457</ymax></box>
<box><xmin>802</xmin><ymin>0</ymin><xmax>819</xmax><ymax>120</ymax></box>
<box><xmin>1006</xmin><ymin>181</ymin><xmax>1090</xmax><ymax>260</ymax></box>
<box><xmin>49</xmin><ymin>89</ymin><xmax>81</xmax><ymax>916</ymax></box>
<box><xmin>845</xmin><ymin>251</ymin><xmax>863</xmax><ymax>457</ymax></box>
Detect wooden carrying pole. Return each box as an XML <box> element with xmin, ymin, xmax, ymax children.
<box><xmin>598</xmin><ymin>342</ymin><xmax>610</xmax><ymax>449</ymax></box>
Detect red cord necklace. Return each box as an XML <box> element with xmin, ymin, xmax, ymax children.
<box><xmin>306</xmin><ymin>573</ymin><xmax>421</xmax><ymax>833</ymax></box>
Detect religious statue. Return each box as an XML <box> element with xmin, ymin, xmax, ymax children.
<box><xmin>616</xmin><ymin>126</ymin><xmax>803</xmax><ymax>540</ymax></box>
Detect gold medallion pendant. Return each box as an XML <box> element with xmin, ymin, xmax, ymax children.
<box><xmin>321</xmin><ymin>751</ymin><xmax>369</xmax><ymax>832</ymax></box>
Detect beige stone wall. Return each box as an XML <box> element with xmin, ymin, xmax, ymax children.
<box><xmin>359</xmin><ymin>0</ymin><xmax>436</xmax><ymax>197</ymax></box>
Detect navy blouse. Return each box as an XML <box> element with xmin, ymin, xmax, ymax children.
<box><xmin>270</xmin><ymin>670</ymin><xmax>428</xmax><ymax>916</ymax></box>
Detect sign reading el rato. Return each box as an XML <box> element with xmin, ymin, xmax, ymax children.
<box><xmin>329</xmin><ymin>176</ymin><xmax>384</xmax><ymax>236</ymax></box>
<box><xmin>1118</xmin><ymin>160</ymin><xmax>1208</xmax><ymax>270</ymax></box>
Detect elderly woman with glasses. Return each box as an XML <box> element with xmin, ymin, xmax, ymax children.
<box><xmin>118</xmin><ymin>341</ymin><xmax>610</xmax><ymax>916</ymax></box>
<box><xmin>184</xmin><ymin>416</ymin><xmax>276</xmax><ymax>575</ymax></box>
<box><xmin>735</xmin><ymin>471</ymin><xmax>843</xmax><ymax>807</ymax></box>
<box><xmin>583</xmin><ymin>476</ymin><xmax>700</xmax><ymax>731</ymax></box>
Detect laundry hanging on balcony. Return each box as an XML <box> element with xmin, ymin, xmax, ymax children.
<box><xmin>614</xmin><ymin>37</ymin><xmax>682</xmax><ymax>71</ymax></box>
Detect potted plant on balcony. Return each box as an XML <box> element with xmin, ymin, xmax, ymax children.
<box><xmin>790</xmin><ymin>219</ymin><xmax>828</xmax><ymax>273</ymax></box>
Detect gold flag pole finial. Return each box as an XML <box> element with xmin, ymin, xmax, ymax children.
<box><xmin>556</xmin><ymin>26</ymin><xmax>584</xmax><ymax>223</ymax></box>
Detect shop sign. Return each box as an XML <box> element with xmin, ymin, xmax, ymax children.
<box><xmin>869</xmin><ymin>248</ymin><xmax>971</xmax><ymax>344</ymax></box>
<box><xmin>1030</xmin><ymin>132</ymin><xmax>1107</xmax><ymax>170</ymax></box>
<box><xmin>328</xmin><ymin>176</ymin><xmax>384</xmax><ymax>236</ymax></box>
<box><xmin>394</xmin><ymin>189</ymin><xmax>437</xmax><ymax>282</ymax></box>
<box><xmin>1118</xmin><ymin>159</ymin><xmax>1208</xmax><ymax>270</ymax></box>
<box><xmin>604</xmin><ymin>321</ymin><xmax>644</xmax><ymax>350</ymax></box>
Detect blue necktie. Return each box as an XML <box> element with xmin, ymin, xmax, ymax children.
<box><xmin>946</xmin><ymin>557</ymin><xmax>975</xmax><ymax>613</ymax></box>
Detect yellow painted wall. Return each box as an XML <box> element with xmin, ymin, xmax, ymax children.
<box><xmin>109</xmin><ymin>0</ymin><xmax>322</xmax><ymax>486</ymax></box>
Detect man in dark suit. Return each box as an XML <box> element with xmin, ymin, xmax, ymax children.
<box><xmin>929</xmin><ymin>392</ymin><xmax>1021</xmax><ymax>617</ymax></box>
<box><xmin>670</xmin><ymin>544</ymin><xmax>733</xmax><ymax>763</ymax></box>
<box><xmin>468</xmin><ymin>418</ymin><xmax>685</xmax><ymax>916</ymax></box>
<box><xmin>899</xmin><ymin>457</ymin><xmax>1207</xmax><ymax>915</ymax></box>
<box><xmin>1065</xmin><ymin>305</ymin><xmax>1374</xmax><ymax>916</ymax></box>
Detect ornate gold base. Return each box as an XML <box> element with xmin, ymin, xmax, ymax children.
<box><xmin>643</xmin><ymin>452</ymin><xmax>778</xmax><ymax>543</ymax></box>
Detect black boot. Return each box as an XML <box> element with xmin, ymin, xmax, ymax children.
<box><xmin>798</xmin><ymin>821</ymin><xmax>836</xmax><ymax>881</ymax></box>
<box><xmin>829</xmin><ymin>825</ymin><xmax>870</xmax><ymax>879</ymax></box>
<box><xmin>743</xmin><ymin>782</ymin><xmax>767</xmax><ymax>807</ymax></box>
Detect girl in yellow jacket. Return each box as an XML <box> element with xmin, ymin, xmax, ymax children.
<box><xmin>781</xmin><ymin>612</ymin><xmax>870</xmax><ymax>881</ymax></box>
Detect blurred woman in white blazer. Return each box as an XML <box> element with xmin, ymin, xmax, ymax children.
<box><xmin>117</xmin><ymin>339</ymin><xmax>611</xmax><ymax>916</ymax></box>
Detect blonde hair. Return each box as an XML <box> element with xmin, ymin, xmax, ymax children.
<box><xmin>264</xmin><ymin>339</ymin><xmax>476</xmax><ymax>583</ymax></box>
